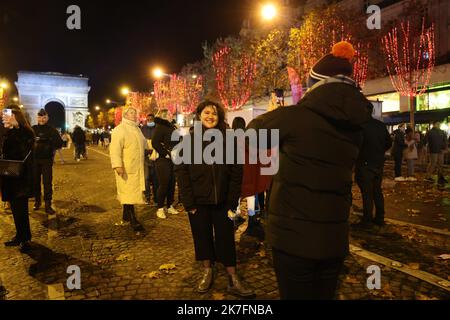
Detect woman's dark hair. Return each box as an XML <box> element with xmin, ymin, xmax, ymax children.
<box><xmin>8</xmin><ymin>104</ymin><xmax>33</xmax><ymax>132</ymax></box>
<box><xmin>195</xmin><ymin>100</ymin><xmax>226</xmax><ymax>131</ymax></box>
<box><xmin>232</xmin><ymin>117</ymin><xmax>246</xmax><ymax>130</ymax></box>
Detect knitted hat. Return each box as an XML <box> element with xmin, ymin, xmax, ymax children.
<box><xmin>37</xmin><ymin>108</ymin><xmax>48</xmax><ymax>116</ymax></box>
<box><xmin>308</xmin><ymin>41</ymin><xmax>355</xmax><ymax>86</ymax></box>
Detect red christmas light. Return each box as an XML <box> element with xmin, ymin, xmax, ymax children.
<box><xmin>212</xmin><ymin>46</ymin><xmax>257</xmax><ymax>111</ymax></box>
<box><xmin>353</xmin><ymin>42</ymin><xmax>369</xmax><ymax>89</ymax></box>
<box><xmin>182</xmin><ymin>75</ymin><xmax>203</xmax><ymax>115</ymax></box>
<box><xmin>382</xmin><ymin>20</ymin><xmax>435</xmax><ymax>97</ymax></box>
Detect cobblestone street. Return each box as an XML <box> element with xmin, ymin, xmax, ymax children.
<box><xmin>0</xmin><ymin>147</ymin><xmax>449</xmax><ymax>300</ymax></box>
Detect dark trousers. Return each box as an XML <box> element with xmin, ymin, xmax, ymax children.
<box><xmin>144</xmin><ymin>162</ymin><xmax>158</xmax><ymax>202</ymax></box>
<box><xmin>34</xmin><ymin>159</ymin><xmax>53</xmax><ymax>202</ymax></box>
<box><xmin>188</xmin><ymin>204</ymin><xmax>236</xmax><ymax>267</ymax></box>
<box><xmin>10</xmin><ymin>197</ymin><xmax>32</xmax><ymax>242</ymax></box>
<box><xmin>393</xmin><ymin>152</ymin><xmax>403</xmax><ymax>177</ymax></box>
<box><xmin>272</xmin><ymin>248</ymin><xmax>344</xmax><ymax>300</ymax></box>
<box><xmin>355</xmin><ymin>166</ymin><xmax>385</xmax><ymax>223</ymax></box>
<box><xmin>155</xmin><ymin>158</ymin><xmax>175</xmax><ymax>208</ymax></box>
<box><xmin>75</xmin><ymin>143</ymin><xmax>86</xmax><ymax>159</ymax></box>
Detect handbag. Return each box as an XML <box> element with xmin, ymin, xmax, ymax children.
<box><xmin>0</xmin><ymin>151</ymin><xmax>32</xmax><ymax>177</ymax></box>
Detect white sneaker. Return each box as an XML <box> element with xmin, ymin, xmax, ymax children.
<box><xmin>394</xmin><ymin>177</ymin><xmax>406</xmax><ymax>182</ymax></box>
<box><xmin>167</xmin><ymin>205</ymin><xmax>178</xmax><ymax>215</ymax></box>
<box><xmin>156</xmin><ymin>208</ymin><xmax>167</xmax><ymax>219</ymax></box>
<box><xmin>407</xmin><ymin>177</ymin><xmax>417</xmax><ymax>181</ymax></box>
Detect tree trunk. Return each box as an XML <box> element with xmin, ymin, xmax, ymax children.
<box><xmin>409</xmin><ymin>96</ymin><xmax>415</xmax><ymax>133</ymax></box>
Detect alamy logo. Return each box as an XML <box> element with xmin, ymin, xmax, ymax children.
<box><xmin>366</xmin><ymin>5</ymin><xmax>381</xmax><ymax>30</ymax></box>
<box><xmin>171</xmin><ymin>121</ymin><xmax>280</xmax><ymax>176</ymax></box>
<box><xmin>66</xmin><ymin>265</ymin><xmax>81</xmax><ymax>290</ymax></box>
<box><xmin>366</xmin><ymin>265</ymin><xmax>381</xmax><ymax>290</ymax></box>
<box><xmin>66</xmin><ymin>5</ymin><xmax>81</xmax><ymax>30</ymax></box>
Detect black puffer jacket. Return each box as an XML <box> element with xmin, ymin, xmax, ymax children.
<box><xmin>152</xmin><ymin>118</ymin><xmax>177</xmax><ymax>158</ymax></box>
<box><xmin>1</xmin><ymin>125</ymin><xmax>35</xmax><ymax>201</ymax></box>
<box><xmin>174</xmin><ymin>129</ymin><xmax>243</xmax><ymax>212</ymax></box>
<box><xmin>32</xmin><ymin>124</ymin><xmax>63</xmax><ymax>160</ymax></box>
<box><xmin>249</xmin><ymin>80</ymin><xmax>371</xmax><ymax>260</ymax></box>
<box><xmin>72</xmin><ymin>127</ymin><xmax>86</xmax><ymax>145</ymax></box>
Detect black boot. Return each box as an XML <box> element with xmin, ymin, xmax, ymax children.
<box><xmin>129</xmin><ymin>206</ymin><xmax>144</xmax><ymax>231</ymax></box>
<box><xmin>45</xmin><ymin>201</ymin><xmax>56</xmax><ymax>215</ymax></box>
<box><xmin>4</xmin><ymin>237</ymin><xmax>20</xmax><ymax>247</ymax></box>
<box><xmin>34</xmin><ymin>199</ymin><xmax>41</xmax><ymax>211</ymax></box>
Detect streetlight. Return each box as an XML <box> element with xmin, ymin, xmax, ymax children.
<box><xmin>261</xmin><ymin>3</ymin><xmax>277</xmax><ymax>21</ymax></box>
<box><xmin>0</xmin><ymin>81</ymin><xmax>9</xmax><ymax>90</ymax></box>
<box><xmin>106</xmin><ymin>99</ymin><xmax>111</xmax><ymax>104</ymax></box>
<box><xmin>95</xmin><ymin>106</ymin><xmax>101</xmax><ymax>111</ymax></box>
<box><xmin>152</xmin><ymin>67</ymin><xmax>171</xmax><ymax>79</ymax></box>
<box><xmin>121</xmin><ymin>86</ymin><xmax>130</xmax><ymax>96</ymax></box>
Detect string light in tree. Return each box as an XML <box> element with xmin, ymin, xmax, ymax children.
<box><xmin>353</xmin><ymin>42</ymin><xmax>369</xmax><ymax>89</ymax></box>
<box><xmin>382</xmin><ymin>19</ymin><xmax>435</xmax><ymax>128</ymax></box>
<box><xmin>154</xmin><ymin>78</ymin><xmax>172</xmax><ymax>113</ymax></box>
<box><xmin>182</xmin><ymin>75</ymin><xmax>203</xmax><ymax>115</ymax></box>
<box><xmin>212</xmin><ymin>46</ymin><xmax>257</xmax><ymax>111</ymax></box>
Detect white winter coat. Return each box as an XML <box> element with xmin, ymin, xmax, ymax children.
<box><xmin>110</xmin><ymin>118</ymin><xmax>147</xmax><ymax>205</ymax></box>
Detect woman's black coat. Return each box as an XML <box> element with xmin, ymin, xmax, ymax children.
<box><xmin>1</xmin><ymin>125</ymin><xmax>35</xmax><ymax>201</ymax></box>
<box><xmin>174</xmin><ymin>129</ymin><xmax>243</xmax><ymax>212</ymax></box>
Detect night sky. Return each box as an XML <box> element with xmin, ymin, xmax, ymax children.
<box><xmin>0</xmin><ymin>0</ymin><xmax>247</xmax><ymax>110</ymax></box>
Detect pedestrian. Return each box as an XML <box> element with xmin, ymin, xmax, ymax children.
<box><xmin>1</xmin><ymin>105</ymin><xmax>35</xmax><ymax>252</ymax></box>
<box><xmin>392</xmin><ymin>123</ymin><xmax>408</xmax><ymax>181</ymax></box>
<box><xmin>355</xmin><ymin>105</ymin><xmax>392</xmax><ymax>228</ymax></box>
<box><xmin>72</xmin><ymin>126</ymin><xmax>86</xmax><ymax>161</ymax></box>
<box><xmin>32</xmin><ymin>109</ymin><xmax>63</xmax><ymax>214</ymax></box>
<box><xmin>248</xmin><ymin>41</ymin><xmax>371</xmax><ymax>300</ymax></box>
<box><xmin>404</xmin><ymin>127</ymin><xmax>418</xmax><ymax>181</ymax></box>
<box><xmin>141</xmin><ymin>113</ymin><xmax>158</xmax><ymax>205</ymax></box>
<box><xmin>54</xmin><ymin>129</ymin><xmax>65</xmax><ymax>165</ymax></box>
<box><xmin>64</xmin><ymin>131</ymin><xmax>72</xmax><ymax>150</ymax></box>
<box><xmin>152</xmin><ymin>109</ymin><xmax>178</xmax><ymax>219</ymax></box>
<box><xmin>175</xmin><ymin>100</ymin><xmax>254</xmax><ymax>297</ymax></box>
<box><xmin>110</xmin><ymin>106</ymin><xmax>147</xmax><ymax>231</ymax></box>
<box><xmin>103</xmin><ymin>130</ymin><xmax>111</xmax><ymax>149</ymax></box>
<box><xmin>233</xmin><ymin>117</ymin><xmax>272</xmax><ymax>240</ymax></box>
<box><xmin>425</xmin><ymin>121</ymin><xmax>448</xmax><ymax>184</ymax></box>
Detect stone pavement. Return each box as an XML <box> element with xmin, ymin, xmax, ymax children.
<box><xmin>0</xmin><ymin>146</ymin><xmax>449</xmax><ymax>300</ymax></box>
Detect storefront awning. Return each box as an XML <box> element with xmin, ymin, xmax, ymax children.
<box><xmin>382</xmin><ymin>109</ymin><xmax>450</xmax><ymax>125</ymax></box>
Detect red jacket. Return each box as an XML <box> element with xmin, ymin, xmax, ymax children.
<box><xmin>241</xmin><ymin>146</ymin><xmax>273</xmax><ymax>198</ymax></box>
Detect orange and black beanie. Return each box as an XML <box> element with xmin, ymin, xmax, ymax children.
<box><xmin>308</xmin><ymin>41</ymin><xmax>355</xmax><ymax>87</ymax></box>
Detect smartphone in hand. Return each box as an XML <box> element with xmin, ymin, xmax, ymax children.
<box><xmin>3</xmin><ymin>109</ymin><xmax>12</xmax><ymax>117</ymax></box>
<box><xmin>2</xmin><ymin>109</ymin><xmax>13</xmax><ymax>128</ymax></box>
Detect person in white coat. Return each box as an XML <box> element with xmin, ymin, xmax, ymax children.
<box><xmin>110</xmin><ymin>106</ymin><xmax>147</xmax><ymax>231</ymax></box>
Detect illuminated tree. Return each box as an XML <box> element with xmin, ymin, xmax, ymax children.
<box><xmin>353</xmin><ymin>42</ymin><xmax>370</xmax><ymax>89</ymax></box>
<box><xmin>212</xmin><ymin>45</ymin><xmax>256</xmax><ymax>111</ymax></box>
<box><xmin>154</xmin><ymin>79</ymin><xmax>172</xmax><ymax>113</ymax></box>
<box><xmin>382</xmin><ymin>19</ymin><xmax>435</xmax><ymax>129</ymax></box>
<box><xmin>288</xmin><ymin>5</ymin><xmax>351</xmax><ymax>83</ymax></box>
<box><xmin>127</xmin><ymin>92</ymin><xmax>153</xmax><ymax>120</ymax></box>
<box><xmin>182</xmin><ymin>75</ymin><xmax>203</xmax><ymax>114</ymax></box>
<box><xmin>252</xmin><ymin>29</ymin><xmax>290</xmax><ymax>97</ymax></box>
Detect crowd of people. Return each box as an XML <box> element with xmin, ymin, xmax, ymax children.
<box><xmin>1</xmin><ymin>41</ymin><xmax>449</xmax><ymax>300</ymax></box>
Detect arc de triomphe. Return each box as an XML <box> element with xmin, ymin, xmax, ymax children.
<box><xmin>15</xmin><ymin>71</ymin><xmax>90</xmax><ymax>131</ymax></box>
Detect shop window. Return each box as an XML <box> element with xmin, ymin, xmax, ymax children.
<box><xmin>367</xmin><ymin>92</ymin><xmax>400</xmax><ymax>113</ymax></box>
